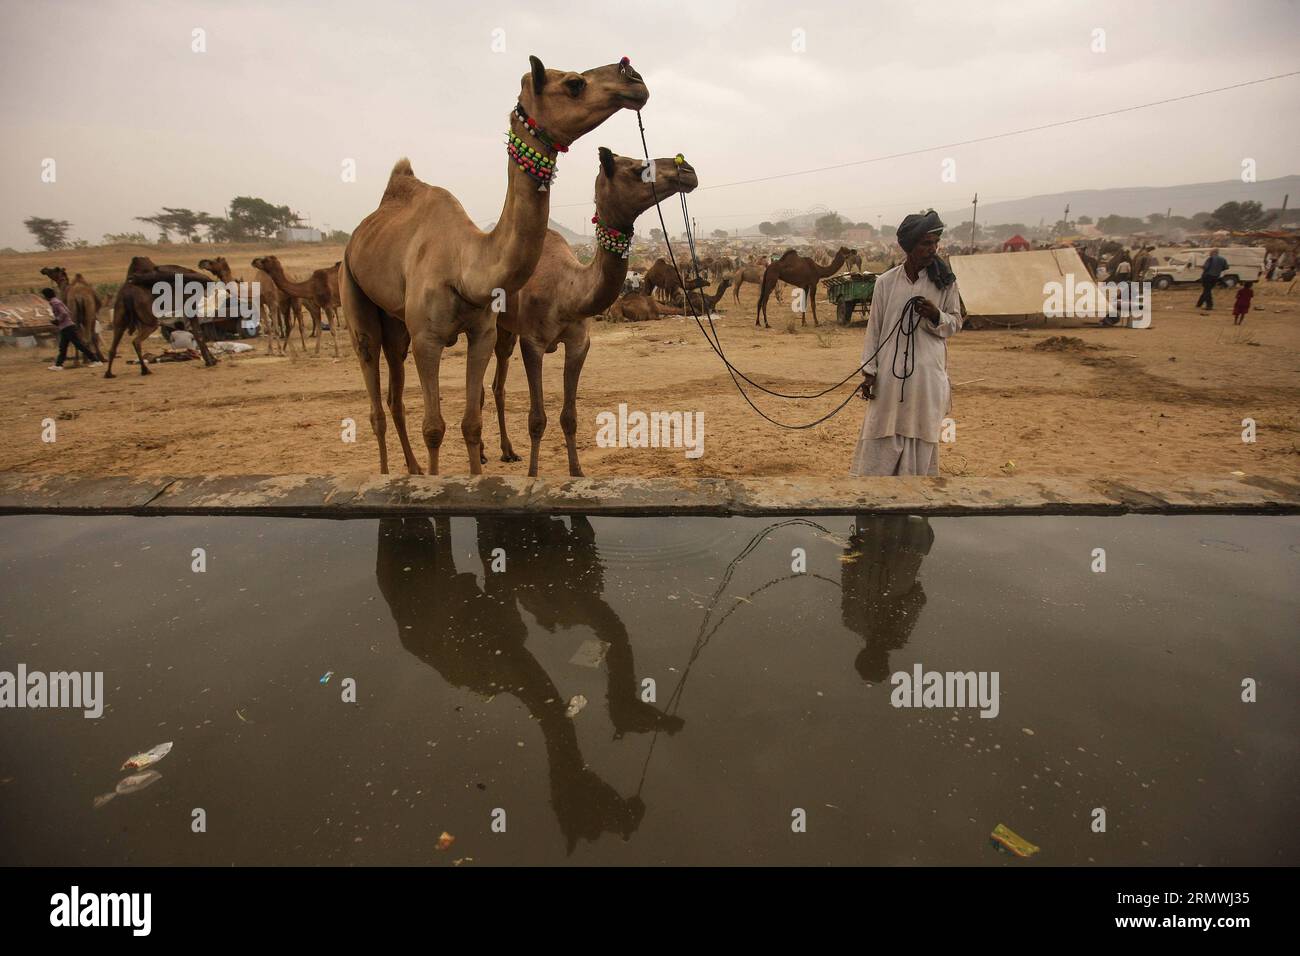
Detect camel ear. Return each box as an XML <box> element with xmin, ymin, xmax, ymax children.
<box><xmin>529</xmin><ymin>56</ymin><xmax>547</xmax><ymax>94</ymax></box>
<box><xmin>598</xmin><ymin>147</ymin><xmax>616</xmax><ymax>178</ymax></box>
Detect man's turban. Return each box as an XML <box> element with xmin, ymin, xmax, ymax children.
<box><xmin>897</xmin><ymin>210</ymin><xmax>945</xmax><ymax>252</ymax></box>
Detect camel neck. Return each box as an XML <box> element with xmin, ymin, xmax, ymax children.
<box><xmin>473</xmin><ymin>113</ymin><xmax>555</xmax><ymax>297</ymax></box>
<box><xmin>573</xmin><ymin>243</ymin><xmax>632</xmax><ymax>317</ymax></box>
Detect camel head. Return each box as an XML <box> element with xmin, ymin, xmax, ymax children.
<box><xmin>126</xmin><ymin>256</ymin><xmax>158</xmax><ymax>278</ymax></box>
<box><xmin>250</xmin><ymin>255</ymin><xmax>281</xmax><ymax>274</ymax></box>
<box><xmin>40</xmin><ymin>266</ymin><xmax>68</xmax><ymax>286</ymax></box>
<box><xmin>518</xmin><ymin>55</ymin><xmax>649</xmax><ymax>149</ymax></box>
<box><xmin>593</xmin><ymin>148</ymin><xmax>697</xmax><ymax>229</ymax></box>
<box><xmin>198</xmin><ymin>256</ymin><xmax>232</xmax><ymax>280</ymax></box>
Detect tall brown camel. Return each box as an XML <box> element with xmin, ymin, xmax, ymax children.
<box><xmin>103</xmin><ymin>257</ymin><xmax>218</xmax><ymax>377</ymax></box>
<box><xmin>755</xmin><ymin>246</ymin><xmax>855</xmax><ymax>327</ymax></box>
<box><xmin>339</xmin><ymin>55</ymin><xmax>648</xmax><ymax>475</ymax></box>
<box><xmin>489</xmin><ymin>149</ymin><xmax>697</xmax><ymax>476</ymax></box>
<box><xmin>197</xmin><ymin>255</ymin><xmax>286</xmax><ymax>353</ymax></box>
<box><xmin>251</xmin><ymin>255</ymin><xmax>339</xmax><ymax>356</ymax></box>
<box><xmin>40</xmin><ymin>266</ymin><xmax>104</xmax><ymax>362</ymax></box>
<box><xmin>643</xmin><ymin>258</ymin><xmax>680</xmax><ymax>302</ymax></box>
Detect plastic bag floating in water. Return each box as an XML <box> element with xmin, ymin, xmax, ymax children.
<box><xmin>120</xmin><ymin>741</ymin><xmax>173</xmax><ymax>771</ymax></box>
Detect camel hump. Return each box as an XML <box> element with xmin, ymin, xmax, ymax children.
<box><xmin>382</xmin><ymin>158</ymin><xmax>419</xmax><ymax>201</ymax></box>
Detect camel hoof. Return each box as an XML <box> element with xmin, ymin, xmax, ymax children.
<box><xmin>103</xmin><ymin>371</ymin><xmax>115</xmax><ymax>379</ymax></box>
<box><xmin>500</xmin><ymin>452</ymin><xmax>522</xmax><ymax>463</ymax></box>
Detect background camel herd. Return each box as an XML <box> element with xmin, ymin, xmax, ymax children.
<box><xmin>38</xmin><ymin>55</ymin><xmax>870</xmax><ymax>479</ymax></box>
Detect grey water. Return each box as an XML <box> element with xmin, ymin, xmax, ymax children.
<box><xmin>0</xmin><ymin>513</ymin><xmax>1295</xmax><ymax>866</ymax></box>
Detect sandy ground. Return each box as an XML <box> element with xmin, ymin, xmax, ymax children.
<box><xmin>1</xmin><ymin>274</ymin><xmax>1297</xmax><ymax>482</ymax></box>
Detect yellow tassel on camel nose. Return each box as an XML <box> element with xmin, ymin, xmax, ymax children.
<box><xmin>674</xmin><ymin>154</ymin><xmax>685</xmax><ymax>166</ymax></box>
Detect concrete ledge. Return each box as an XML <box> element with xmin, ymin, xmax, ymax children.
<box><xmin>0</xmin><ymin>472</ymin><xmax>1297</xmax><ymax>517</ymax></box>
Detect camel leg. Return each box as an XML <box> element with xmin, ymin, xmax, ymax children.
<box><xmin>461</xmin><ymin>318</ymin><xmax>496</xmax><ymax>474</ymax></box>
<box><xmin>519</xmin><ymin>337</ymin><xmax>548</xmax><ymax>477</ymax></box>
<box><xmin>132</xmin><ymin>325</ymin><xmax>152</xmax><ymax>376</ymax></box>
<box><xmin>327</xmin><ymin>306</ymin><xmax>340</xmax><ymax>357</ymax></box>
<box><xmin>339</xmin><ymin>259</ymin><xmax>393</xmax><ymax>473</ymax></box>
<box><xmin>293</xmin><ymin>301</ymin><xmax>307</xmax><ymax>352</ymax></box>
<box><xmin>380</xmin><ymin>314</ymin><xmax>421</xmax><ymax>475</ymax></box>
<box><xmin>810</xmin><ymin>286</ymin><xmax>820</xmax><ymax>326</ymax></box>
<box><xmin>559</xmin><ymin>325</ymin><xmax>591</xmax><ymax>478</ymax></box>
<box><xmin>103</xmin><ymin>323</ymin><xmax>127</xmax><ymax>379</ymax></box>
<box><xmin>408</xmin><ymin>328</ymin><xmax>447</xmax><ymax>475</ymax></box>
<box><xmin>308</xmin><ymin>303</ymin><xmax>323</xmax><ymax>355</ymax></box>
<box><xmin>492</xmin><ymin>328</ymin><xmax>522</xmax><ymax>462</ymax></box>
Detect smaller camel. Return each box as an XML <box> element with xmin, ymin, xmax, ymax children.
<box><xmin>251</xmin><ymin>255</ymin><xmax>339</xmax><ymax>356</ymax></box>
<box><xmin>607</xmin><ymin>292</ymin><xmax>685</xmax><ymax>322</ymax></box>
<box><xmin>104</xmin><ymin>257</ymin><xmax>218</xmax><ymax>377</ymax></box>
<box><xmin>730</xmin><ymin>262</ymin><xmax>784</xmax><ymax>304</ymax></box>
<box><xmin>40</xmin><ymin>266</ymin><xmax>104</xmax><ymax>362</ymax></box>
<box><xmin>755</xmin><ymin>246</ymin><xmax>855</xmax><ymax>328</ymax></box>
<box><xmin>681</xmin><ymin>277</ymin><xmax>731</xmax><ymax>314</ymax></box>
<box><xmin>197</xmin><ymin>255</ymin><xmax>285</xmax><ymax>352</ymax></box>
<box><xmin>642</xmin><ymin>258</ymin><xmax>681</xmax><ymax>302</ymax></box>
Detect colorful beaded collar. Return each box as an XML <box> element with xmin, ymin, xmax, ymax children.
<box><xmin>592</xmin><ymin>216</ymin><xmax>632</xmax><ymax>258</ymax></box>
<box><xmin>507</xmin><ymin>103</ymin><xmax>567</xmax><ymax>191</ymax></box>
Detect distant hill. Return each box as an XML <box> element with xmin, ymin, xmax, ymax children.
<box><xmin>482</xmin><ymin>218</ymin><xmax>585</xmax><ymax>244</ymax></box>
<box><xmin>940</xmin><ymin>175</ymin><xmax>1300</xmax><ymax>229</ymax></box>
<box><xmin>732</xmin><ymin>175</ymin><xmax>1299</xmax><ymax>238</ymax></box>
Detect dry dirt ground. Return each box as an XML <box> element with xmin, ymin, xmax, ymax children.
<box><xmin>2</xmin><ymin>258</ymin><xmax>1297</xmax><ymax>482</ymax></box>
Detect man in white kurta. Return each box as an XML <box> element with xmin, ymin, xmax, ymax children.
<box><xmin>850</xmin><ymin>210</ymin><xmax>962</xmax><ymax>476</ymax></box>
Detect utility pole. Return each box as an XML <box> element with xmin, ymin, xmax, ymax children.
<box><xmin>970</xmin><ymin>192</ymin><xmax>978</xmax><ymax>251</ymax></box>
<box><xmin>1063</xmin><ymin>202</ymin><xmax>1070</xmax><ymax>236</ymax></box>
<box><xmin>1283</xmin><ymin>194</ymin><xmax>1289</xmax><ymax>212</ymax></box>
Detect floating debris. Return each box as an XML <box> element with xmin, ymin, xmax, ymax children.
<box><xmin>320</xmin><ymin>671</ymin><xmax>334</xmax><ymax>685</ymax></box>
<box><xmin>569</xmin><ymin>639</ymin><xmax>609</xmax><ymax>668</ymax></box>
<box><xmin>436</xmin><ymin>831</ymin><xmax>456</xmax><ymax>851</ymax></box>
<box><xmin>565</xmin><ymin>695</ymin><xmax>588</xmax><ymax>718</ymax></box>
<box><xmin>990</xmin><ymin>823</ymin><xmax>1040</xmax><ymax>858</ymax></box>
<box><xmin>120</xmin><ymin>742</ymin><xmax>172</xmax><ymax>771</ymax></box>
<box><xmin>94</xmin><ymin>770</ymin><xmax>163</xmax><ymax>809</ymax></box>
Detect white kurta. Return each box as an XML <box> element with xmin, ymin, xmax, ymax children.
<box><xmin>850</xmin><ymin>264</ymin><xmax>962</xmax><ymax>476</ymax></box>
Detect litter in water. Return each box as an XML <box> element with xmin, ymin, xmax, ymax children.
<box><xmin>569</xmin><ymin>640</ymin><xmax>609</xmax><ymax>668</ymax></box>
<box><xmin>320</xmin><ymin>671</ymin><xmax>334</xmax><ymax>684</ymax></box>
<box><xmin>990</xmin><ymin>823</ymin><xmax>1040</xmax><ymax>858</ymax></box>
<box><xmin>565</xmin><ymin>695</ymin><xmax>588</xmax><ymax>718</ymax></box>
<box><xmin>436</xmin><ymin>831</ymin><xmax>456</xmax><ymax>851</ymax></box>
<box><xmin>120</xmin><ymin>741</ymin><xmax>173</xmax><ymax>771</ymax></box>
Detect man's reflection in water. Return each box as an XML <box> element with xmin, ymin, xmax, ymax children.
<box><xmin>840</xmin><ymin>515</ymin><xmax>935</xmax><ymax>683</ymax></box>
<box><xmin>375</xmin><ymin>516</ymin><xmax>680</xmax><ymax>853</ymax></box>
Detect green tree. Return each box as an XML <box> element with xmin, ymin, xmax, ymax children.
<box><xmin>24</xmin><ymin>216</ymin><xmax>71</xmax><ymax>250</ymax></box>
<box><xmin>711</xmin><ymin>229</ymin><xmax>728</xmax><ymax>239</ymax></box>
<box><xmin>987</xmin><ymin>222</ymin><xmax>1027</xmax><ymax>240</ymax></box>
<box><xmin>758</xmin><ymin>221</ymin><xmax>776</xmax><ymax>236</ymax></box>
<box><xmin>1205</xmin><ymin>200</ymin><xmax>1275</xmax><ymax>232</ymax></box>
<box><xmin>814</xmin><ymin>212</ymin><xmax>846</xmax><ymax>240</ymax></box>
<box><xmin>1097</xmin><ymin>214</ymin><xmax>1146</xmax><ymax>234</ymax></box>
<box><xmin>649</xmin><ymin>227</ymin><xmax>664</xmax><ymax>242</ymax></box>
<box><xmin>102</xmin><ymin>231</ymin><xmax>150</xmax><ymax>244</ymax></box>
<box><xmin>228</xmin><ymin>196</ymin><xmax>302</xmax><ymax>239</ymax></box>
<box><xmin>1076</xmin><ymin>215</ymin><xmax>1093</xmax><ymax>225</ymax></box>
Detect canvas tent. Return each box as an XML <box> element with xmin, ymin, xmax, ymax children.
<box><xmin>949</xmin><ymin>248</ymin><xmax>1103</xmax><ymax>328</ymax></box>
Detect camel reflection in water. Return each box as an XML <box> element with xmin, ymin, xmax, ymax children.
<box><xmin>375</xmin><ymin>512</ymin><xmax>932</xmax><ymax>850</ymax></box>
<box><xmin>374</xmin><ymin>515</ymin><xmax>682</xmax><ymax>853</ymax></box>
<box><xmin>839</xmin><ymin>516</ymin><xmax>935</xmax><ymax>683</ymax></box>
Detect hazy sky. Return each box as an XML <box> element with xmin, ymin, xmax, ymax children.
<box><xmin>2</xmin><ymin>0</ymin><xmax>1297</xmax><ymax>249</ymax></box>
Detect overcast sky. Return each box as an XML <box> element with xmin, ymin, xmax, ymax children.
<box><xmin>2</xmin><ymin>0</ymin><xmax>1297</xmax><ymax>249</ymax></box>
